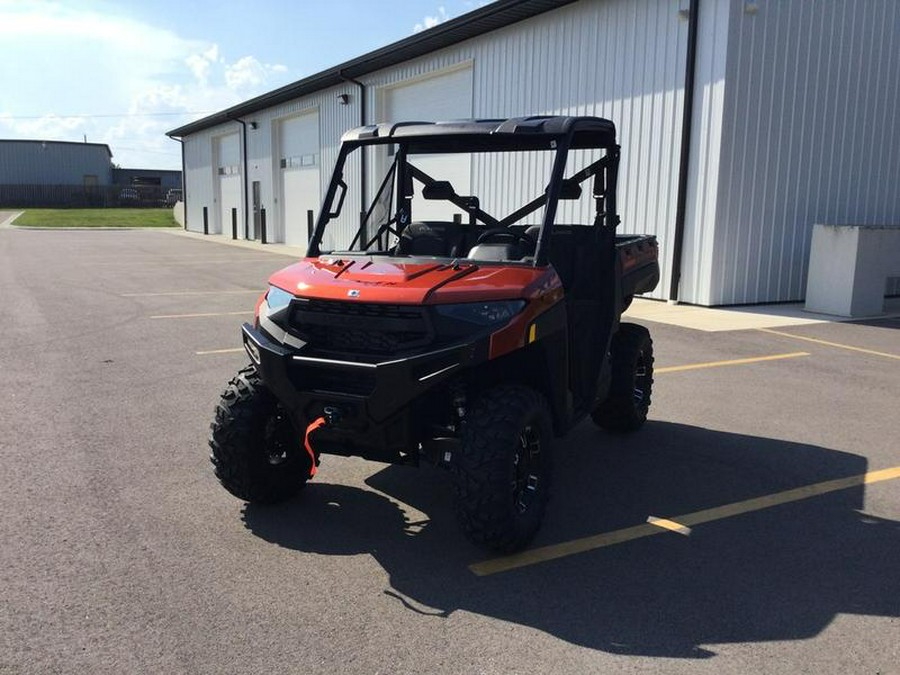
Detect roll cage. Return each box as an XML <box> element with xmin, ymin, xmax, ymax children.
<box><xmin>307</xmin><ymin>116</ymin><xmax>621</xmax><ymax>267</ymax></box>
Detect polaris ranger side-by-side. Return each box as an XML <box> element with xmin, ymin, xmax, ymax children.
<box><xmin>210</xmin><ymin>116</ymin><xmax>660</xmax><ymax>552</ymax></box>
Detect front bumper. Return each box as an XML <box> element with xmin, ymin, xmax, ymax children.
<box><xmin>242</xmin><ymin>322</ymin><xmax>487</xmax><ymax>460</ymax></box>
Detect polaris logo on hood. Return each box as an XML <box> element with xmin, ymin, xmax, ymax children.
<box><xmin>347</xmin><ymin>289</ymin><xmax>360</xmax><ymax>298</ymax></box>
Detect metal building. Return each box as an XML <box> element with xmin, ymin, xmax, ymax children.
<box><xmin>168</xmin><ymin>0</ymin><xmax>900</xmax><ymax>306</ymax></box>
<box><xmin>0</xmin><ymin>140</ymin><xmax>114</xmax><ymax>206</ymax></box>
<box><xmin>0</xmin><ymin>140</ymin><xmax>185</xmax><ymax>207</ymax></box>
<box><xmin>113</xmin><ymin>168</ymin><xmax>183</xmax><ymax>191</ymax></box>
<box><xmin>0</xmin><ymin>139</ymin><xmax>113</xmax><ymax>186</ymax></box>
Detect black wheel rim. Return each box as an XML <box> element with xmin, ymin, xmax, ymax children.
<box><xmin>512</xmin><ymin>423</ymin><xmax>542</xmax><ymax>514</ymax></box>
<box><xmin>633</xmin><ymin>350</ymin><xmax>649</xmax><ymax>406</ymax></box>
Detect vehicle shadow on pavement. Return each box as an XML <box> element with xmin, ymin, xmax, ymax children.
<box><xmin>847</xmin><ymin>315</ymin><xmax>900</xmax><ymax>329</ymax></box>
<box><xmin>242</xmin><ymin>421</ymin><xmax>900</xmax><ymax>658</ymax></box>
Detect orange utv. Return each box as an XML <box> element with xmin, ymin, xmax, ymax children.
<box><xmin>210</xmin><ymin>117</ymin><xmax>659</xmax><ymax>552</ymax></box>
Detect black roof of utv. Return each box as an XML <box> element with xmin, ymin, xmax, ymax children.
<box><xmin>341</xmin><ymin>116</ymin><xmax>617</xmax><ymax>151</ymax></box>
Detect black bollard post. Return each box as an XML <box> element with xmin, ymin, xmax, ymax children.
<box><xmin>202</xmin><ymin>206</ymin><xmax>209</xmax><ymax>235</ymax></box>
<box><xmin>231</xmin><ymin>208</ymin><xmax>237</xmax><ymax>240</ymax></box>
<box><xmin>260</xmin><ymin>208</ymin><xmax>267</xmax><ymax>244</ymax></box>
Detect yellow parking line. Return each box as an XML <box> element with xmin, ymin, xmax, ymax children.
<box><xmin>469</xmin><ymin>466</ymin><xmax>900</xmax><ymax>576</ymax></box>
<box><xmin>195</xmin><ymin>347</ymin><xmax>245</xmax><ymax>355</ymax></box>
<box><xmin>646</xmin><ymin>516</ymin><xmax>692</xmax><ymax>536</ymax></box>
<box><xmin>757</xmin><ymin>328</ymin><xmax>900</xmax><ymax>360</ymax></box>
<box><xmin>655</xmin><ymin>351</ymin><xmax>809</xmax><ymax>373</ymax></box>
<box><xmin>150</xmin><ymin>311</ymin><xmax>251</xmax><ymax>319</ymax></box>
<box><xmin>122</xmin><ymin>290</ymin><xmax>261</xmax><ymax>297</ymax></box>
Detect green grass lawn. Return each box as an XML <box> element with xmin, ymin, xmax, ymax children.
<box><xmin>13</xmin><ymin>208</ymin><xmax>179</xmax><ymax>228</ymax></box>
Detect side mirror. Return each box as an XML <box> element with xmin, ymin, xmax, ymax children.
<box><xmin>559</xmin><ymin>181</ymin><xmax>582</xmax><ymax>200</ymax></box>
<box><xmin>422</xmin><ymin>181</ymin><xmax>455</xmax><ymax>200</ymax></box>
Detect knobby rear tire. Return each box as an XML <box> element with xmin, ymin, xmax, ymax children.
<box><xmin>592</xmin><ymin>323</ymin><xmax>654</xmax><ymax>433</ymax></box>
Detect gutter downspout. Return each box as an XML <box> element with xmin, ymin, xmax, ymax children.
<box><xmin>227</xmin><ymin>115</ymin><xmax>251</xmax><ymax>240</ymax></box>
<box><xmin>669</xmin><ymin>0</ymin><xmax>700</xmax><ymax>302</ymax></box>
<box><xmin>339</xmin><ymin>71</ymin><xmax>368</xmax><ymax>242</ymax></box>
<box><xmin>166</xmin><ymin>134</ymin><xmax>187</xmax><ymax>230</ymax></box>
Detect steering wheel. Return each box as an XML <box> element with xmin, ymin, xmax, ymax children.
<box><xmin>475</xmin><ymin>227</ymin><xmax>536</xmax><ymax>248</ymax></box>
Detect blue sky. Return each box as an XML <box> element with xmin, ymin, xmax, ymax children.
<box><xmin>0</xmin><ymin>0</ymin><xmax>487</xmax><ymax>170</ymax></box>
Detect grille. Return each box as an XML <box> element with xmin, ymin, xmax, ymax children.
<box><xmin>288</xmin><ymin>364</ymin><xmax>376</xmax><ymax>397</ymax></box>
<box><xmin>289</xmin><ymin>299</ymin><xmax>432</xmax><ymax>356</ymax></box>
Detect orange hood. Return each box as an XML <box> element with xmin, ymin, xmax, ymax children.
<box><xmin>267</xmin><ymin>256</ymin><xmax>560</xmax><ymax>305</ymax></box>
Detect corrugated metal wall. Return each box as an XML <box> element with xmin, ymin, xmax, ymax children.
<box><xmin>183</xmin><ymin>83</ymin><xmax>361</xmax><ymax>241</ymax></box>
<box><xmin>243</xmin><ymin>83</ymin><xmax>362</xmax><ymax>243</ymax></box>
<box><xmin>679</xmin><ymin>0</ymin><xmax>731</xmax><ymax>305</ymax></box>
<box><xmin>0</xmin><ymin>141</ymin><xmax>112</xmax><ymax>185</ymax></box>
<box><xmin>183</xmin><ymin>130</ymin><xmax>216</xmax><ymax>233</ymax></box>
<box><xmin>710</xmin><ymin>0</ymin><xmax>900</xmax><ymax>305</ymax></box>
<box><xmin>361</xmin><ymin>0</ymin><xmax>693</xmax><ymax>300</ymax></box>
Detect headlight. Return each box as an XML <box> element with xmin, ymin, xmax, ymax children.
<box><xmin>265</xmin><ymin>285</ymin><xmax>294</xmax><ymax>312</ymax></box>
<box><xmin>434</xmin><ymin>300</ymin><xmax>525</xmax><ymax>326</ymax></box>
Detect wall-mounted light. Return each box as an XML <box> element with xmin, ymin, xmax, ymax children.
<box><xmin>249</xmin><ymin>121</ymin><xmax>258</xmax><ymax>130</ymax></box>
<box><xmin>337</xmin><ymin>93</ymin><xmax>350</xmax><ymax>105</ymax></box>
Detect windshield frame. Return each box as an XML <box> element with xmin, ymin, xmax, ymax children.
<box><xmin>307</xmin><ymin>129</ymin><xmax>618</xmax><ymax>267</ymax></box>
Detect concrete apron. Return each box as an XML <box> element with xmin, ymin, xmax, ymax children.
<box><xmin>625</xmin><ymin>297</ymin><xmax>900</xmax><ymax>332</ymax></box>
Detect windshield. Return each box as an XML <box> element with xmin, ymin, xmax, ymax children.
<box><xmin>310</xmin><ymin>140</ymin><xmax>613</xmax><ymax>264</ymax></box>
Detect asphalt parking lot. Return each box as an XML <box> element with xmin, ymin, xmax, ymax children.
<box><xmin>1</xmin><ymin>226</ymin><xmax>898</xmax><ymax>674</ymax></box>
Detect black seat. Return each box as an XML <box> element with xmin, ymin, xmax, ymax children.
<box><xmin>397</xmin><ymin>221</ymin><xmax>450</xmax><ymax>256</ymax></box>
<box><xmin>398</xmin><ymin>221</ymin><xmax>475</xmax><ymax>257</ymax></box>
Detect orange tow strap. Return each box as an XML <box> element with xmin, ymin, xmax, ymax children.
<box><xmin>303</xmin><ymin>416</ymin><xmax>327</xmax><ymax>478</ymax></box>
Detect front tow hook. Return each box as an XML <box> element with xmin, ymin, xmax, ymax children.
<box><xmin>302</xmin><ymin>406</ymin><xmax>344</xmax><ymax>479</ymax></box>
<box><xmin>323</xmin><ymin>405</ymin><xmax>342</xmax><ymax>426</ymax></box>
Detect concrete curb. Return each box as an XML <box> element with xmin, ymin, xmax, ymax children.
<box><xmin>0</xmin><ymin>211</ymin><xmax>182</xmax><ymax>231</ymax></box>
<box><xmin>6</xmin><ymin>226</ymin><xmax>182</xmax><ymax>231</ymax></box>
<box><xmin>0</xmin><ymin>211</ymin><xmax>23</xmax><ymax>228</ymax></box>
<box><xmin>163</xmin><ymin>227</ymin><xmax>306</xmax><ymax>259</ymax></box>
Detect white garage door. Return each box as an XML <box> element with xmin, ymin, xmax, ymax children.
<box><xmin>278</xmin><ymin>111</ymin><xmax>320</xmax><ymax>246</ymax></box>
<box><xmin>215</xmin><ymin>133</ymin><xmax>242</xmax><ymax>236</ymax></box>
<box><xmin>382</xmin><ymin>67</ymin><xmax>473</xmax><ymax>222</ymax></box>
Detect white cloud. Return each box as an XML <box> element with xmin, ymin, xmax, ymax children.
<box><xmin>224</xmin><ymin>56</ymin><xmax>289</xmax><ymax>91</ymax></box>
<box><xmin>414</xmin><ymin>6</ymin><xmax>451</xmax><ymax>33</ymax></box>
<box><xmin>0</xmin><ymin>2</ymin><xmax>293</xmax><ymax>169</ymax></box>
<box><xmin>185</xmin><ymin>44</ymin><xmax>222</xmax><ymax>85</ymax></box>
<box><xmin>0</xmin><ymin>113</ymin><xmax>85</xmax><ymax>139</ymax></box>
